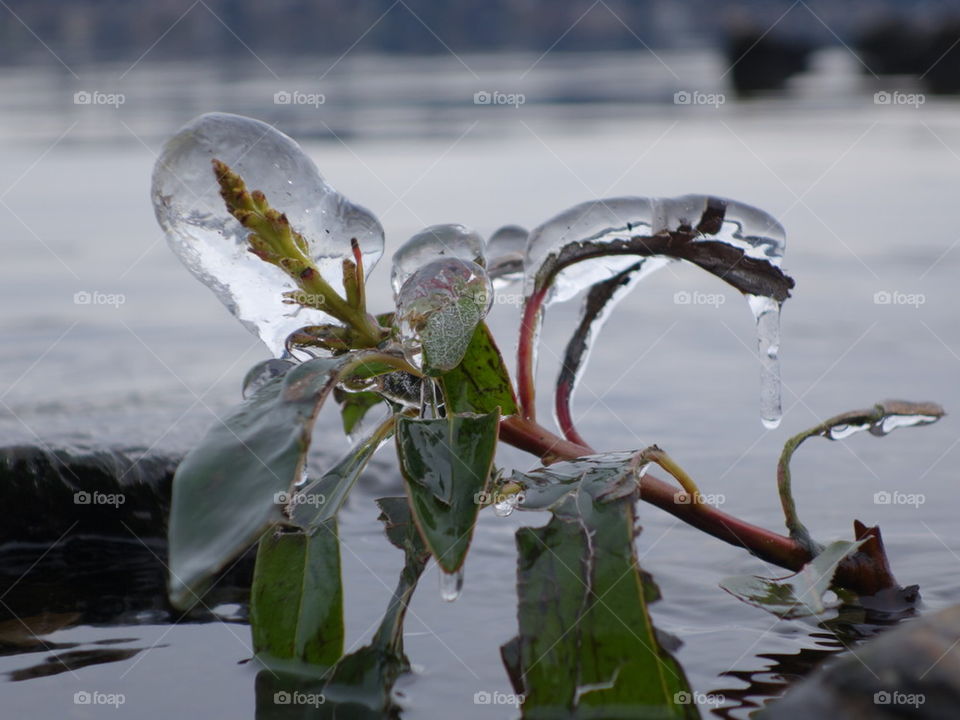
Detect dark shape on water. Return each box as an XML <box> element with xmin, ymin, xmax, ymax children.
<box><xmin>761</xmin><ymin>604</ymin><xmax>960</xmax><ymax>719</ymax></box>
<box><xmin>0</xmin><ymin>445</ymin><xmax>180</xmax><ymax>543</ymax></box>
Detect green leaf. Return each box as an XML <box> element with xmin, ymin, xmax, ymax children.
<box><xmin>253</xmin><ymin>498</ymin><xmax>428</xmax><ymax>718</ymax></box>
<box><xmin>335</xmin><ymin>389</ymin><xmax>384</xmax><ymax>435</ymax></box>
<box><xmin>167</xmin><ymin>357</ymin><xmax>342</xmax><ymax>610</ymax></box>
<box><xmin>507</xmin><ymin>451</ymin><xmax>644</xmax><ymax>512</ymax></box>
<box><xmin>395</xmin><ymin>412</ymin><xmax>498</xmax><ymax>572</ymax></box>
<box><xmin>503</xmin><ymin>463</ymin><xmax>696</xmax><ymax>718</ymax></box>
<box><xmin>249</xmin><ymin>522</ymin><xmax>343</xmax><ymax>666</ymax></box>
<box><xmin>720</xmin><ymin>539</ymin><xmax>865</xmax><ymax>619</ymax></box>
<box><xmin>439</xmin><ymin>321</ymin><xmax>518</xmax><ymax>415</ymax></box>
<box><xmin>290</xmin><ymin>417</ymin><xmax>394</xmax><ymax>531</ymax></box>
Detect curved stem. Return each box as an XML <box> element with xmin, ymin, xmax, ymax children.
<box><xmin>517</xmin><ymin>287</ymin><xmax>548</xmax><ymax>421</ymax></box>
<box><xmin>498</xmin><ymin>414</ymin><xmax>900</xmax><ymax>594</ymax></box>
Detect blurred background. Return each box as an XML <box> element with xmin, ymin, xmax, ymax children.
<box><xmin>2</xmin><ymin>2</ymin><xmax>960</xmax><ymax>718</ymax></box>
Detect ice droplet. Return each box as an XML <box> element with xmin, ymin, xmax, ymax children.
<box><xmin>241</xmin><ymin>358</ymin><xmax>294</xmax><ymax>398</ymax></box>
<box><xmin>151</xmin><ymin>112</ymin><xmax>384</xmax><ymax>356</ymax></box>
<box><xmin>748</xmin><ymin>295</ymin><xmax>783</xmax><ymax>429</ymax></box>
<box><xmin>486</xmin><ymin>224</ymin><xmax>528</xmax><ymax>287</ymax></box>
<box><xmin>391</xmin><ymin>224</ymin><xmax>485</xmax><ymax>298</ymax></box>
<box><xmin>439</xmin><ymin>567</ymin><xmax>464</xmax><ymax>602</ymax></box>
<box><xmin>396</xmin><ymin>258</ymin><xmax>493</xmax><ymax>375</ymax></box>
<box><xmin>825</xmin><ymin>412</ymin><xmax>941</xmax><ymax>440</ymax></box>
<box><xmin>493</xmin><ymin>492</ymin><xmax>524</xmax><ymax>517</ymax></box>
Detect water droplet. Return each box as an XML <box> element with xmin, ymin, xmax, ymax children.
<box><xmin>486</xmin><ymin>224</ymin><xmax>528</xmax><ymax>287</ymax></box>
<box><xmin>152</xmin><ymin>113</ymin><xmax>384</xmax><ymax>356</ymax></box>
<box><xmin>397</xmin><ymin>258</ymin><xmax>493</xmax><ymax>374</ymax></box>
<box><xmin>439</xmin><ymin>567</ymin><xmax>464</xmax><ymax>602</ymax></box>
<box><xmin>391</xmin><ymin>224</ymin><xmax>485</xmax><ymax>298</ymax></box>
<box><xmin>241</xmin><ymin>358</ymin><xmax>294</xmax><ymax>398</ymax></box>
<box><xmin>748</xmin><ymin>295</ymin><xmax>783</xmax><ymax>429</ymax></box>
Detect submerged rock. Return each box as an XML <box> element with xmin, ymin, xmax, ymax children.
<box><xmin>763</xmin><ymin>604</ymin><xmax>960</xmax><ymax>718</ymax></box>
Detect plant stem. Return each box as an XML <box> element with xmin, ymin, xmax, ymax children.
<box><xmin>498</xmin><ymin>414</ymin><xmax>902</xmax><ymax>595</ymax></box>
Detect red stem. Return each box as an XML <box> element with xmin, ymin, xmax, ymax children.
<box><xmin>499</xmin><ymin>415</ymin><xmax>901</xmax><ymax>594</ymax></box>
<box><xmin>517</xmin><ymin>287</ymin><xmax>548</xmax><ymax>421</ymax></box>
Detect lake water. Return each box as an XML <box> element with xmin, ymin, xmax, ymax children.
<box><xmin>1</xmin><ymin>49</ymin><xmax>959</xmax><ymax>718</ymax></box>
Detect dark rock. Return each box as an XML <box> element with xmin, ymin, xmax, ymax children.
<box><xmin>0</xmin><ymin>444</ymin><xmax>181</xmax><ymax>543</ymax></box>
<box><xmin>761</xmin><ymin>605</ymin><xmax>960</xmax><ymax>718</ymax></box>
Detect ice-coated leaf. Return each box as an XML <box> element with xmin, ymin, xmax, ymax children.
<box><xmin>502</xmin><ymin>461</ymin><xmax>696</xmax><ymax>717</ymax></box>
<box><xmin>152</xmin><ymin>113</ymin><xmax>384</xmax><ymax>356</ymax></box>
<box><xmin>249</xmin><ymin>522</ymin><xmax>343</xmax><ymax>666</ymax></box>
<box><xmin>390</xmin><ymin>223</ymin><xmax>485</xmax><ymax>297</ymax></box>
<box><xmin>396</xmin><ymin>257</ymin><xmax>493</xmax><ymax>375</ymax></box>
<box><xmin>439</xmin><ymin>321</ymin><xmax>518</xmax><ymax>415</ymax></box>
<box><xmin>523</xmin><ymin>195</ymin><xmax>794</xmax><ymax>430</ymax></box>
<box><xmin>507</xmin><ymin>451</ymin><xmax>646</xmax><ymax>512</ymax></box>
<box><xmin>720</xmin><ymin>540</ymin><xmax>865</xmax><ymax>618</ymax></box>
<box><xmin>167</xmin><ymin>356</ymin><xmax>342</xmax><ymax>610</ymax></box>
<box><xmin>395</xmin><ymin>412</ymin><xmax>499</xmax><ymax>573</ymax></box>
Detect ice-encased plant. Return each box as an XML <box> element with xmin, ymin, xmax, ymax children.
<box><xmin>153</xmin><ymin>113</ymin><xmax>943</xmax><ymax>717</ymax></box>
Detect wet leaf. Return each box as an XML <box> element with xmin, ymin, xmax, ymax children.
<box><xmin>250</xmin><ymin>523</ymin><xmax>343</xmax><ymax>666</ymax></box>
<box><xmin>507</xmin><ymin>451</ymin><xmax>646</xmax><ymax>512</ymax></box>
<box><xmin>334</xmin><ymin>389</ymin><xmax>385</xmax><ymax>435</ymax></box>
<box><xmin>395</xmin><ymin>412</ymin><xmax>498</xmax><ymax>572</ymax></box>
<box><xmin>167</xmin><ymin>357</ymin><xmax>342</xmax><ymax>610</ymax></box>
<box><xmin>720</xmin><ymin>540</ymin><xmax>865</xmax><ymax>619</ymax></box>
<box><xmin>503</xmin><ymin>469</ymin><xmax>696</xmax><ymax>717</ymax></box>
<box><xmin>439</xmin><ymin>321</ymin><xmax>518</xmax><ymax>415</ymax></box>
